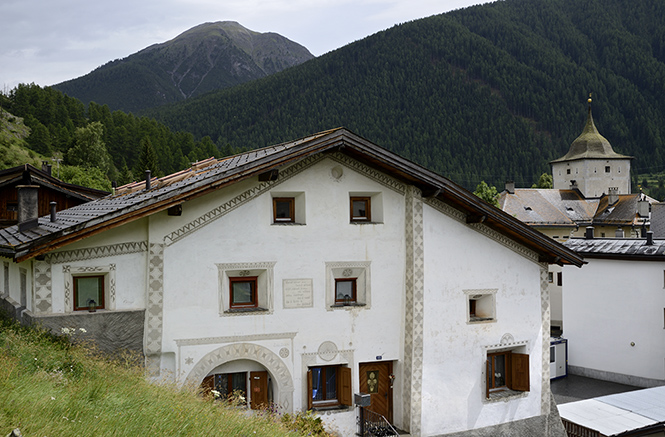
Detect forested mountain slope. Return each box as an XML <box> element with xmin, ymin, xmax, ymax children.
<box><xmin>148</xmin><ymin>0</ymin><xmax>665</xmax><ymax>190</ymax></box>
<box><xmin>53</xmin><ymin>22</ymin><xmax>314</xmax><ymax>114</ymax></box>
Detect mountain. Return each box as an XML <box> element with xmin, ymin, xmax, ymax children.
<box><xmin>146</xmin><ymin>0</ymin><xmax>665</xmax><ymax>191</ymax></box>
<box><xmin>53</xmin><ymin>21</ymin><xmax>314</xmax><ymax>114</ymax></box>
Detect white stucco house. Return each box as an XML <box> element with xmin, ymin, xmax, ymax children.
<box><xmin>0</xmin><ymin>128</ymin><xmax>583</xmax><ymax>436</ymax></box>
<box><xmin>563</xmin><ymin>233</ymin><xmax>665</xmax><ymax>388</ymax></box>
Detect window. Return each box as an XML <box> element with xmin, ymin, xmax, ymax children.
<box><xmin>202</xmin><ymin>372</ymin><xmax>247</xmax><ymax>405</ymax></box>
<box><xmin>271</xmin><ymin>192</ymin><xmax>305</xmax><ymax>224</ymax></box>
<box><xmin>557</xmin><ymin>272</ymin><xmax>563</xmax><ymax>287</ymax></box>
<box><xmin>307</xmin><ymin>365</ymin><xmax>352</xmax><ymax>409</ymax></box>
<box><xmin>350</xmin><ymin>197</ymin><xmax>371</xmax><ymax>222</ymax></box>
<box><xmin>335</xmin><ymin>278</ymin><xmax>357</xmax><ymax>304</ymax></box>
<box><xmin>566</xmin><ymin>169</ymin><xmax>571</xmax><ymax>175</ymax></box>
<box><xmin>229</xmin><ymin>276</ymin><xmax>258</xmax><ymax>309</ymax></box>
<box><xmin>73</xmin><ymin>275</ymin><xmax>104</xmax><ymax>311</ymax></box>
<box><xmin>486</xmin><ymin>350</ymin><xmax>530</xmax><ymax>399</ymax></box>
<box><xmin>273</xmin><ymin>197</ymin><xmax>295</xmax><ymax>223</ymax></box>
<box><xmin>63</xmin><ymin>264</ymin><xmax>115</xmax><ymax>313</ymax></box>
<box><xmin>326</xmin><ymin>262</ymin><xmax>371</xmax><ymax>310</ymax></box>
<box><xmin>217</xmin><ymin>262</ymin><xmax>275</xmax><ymax>315</ymax></box>
<box><xmin>605</xmin><ymin>166</ymin><xmax>611</xmax><ymax>173</ymax></box>
<box><xmin>548</xmin><ymin>272</ymin><xmax>554</xmax><ymax>283</ymax></box>
<box><xmin>466</xmin><ymin>289</ymin><xmax>496</xmax><ymax>323</ymax></box>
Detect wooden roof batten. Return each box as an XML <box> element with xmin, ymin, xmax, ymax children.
<box><xmin>0</xmin><ymin>128</ymin><xmax>584</xmax><ymax>267</ymax></box>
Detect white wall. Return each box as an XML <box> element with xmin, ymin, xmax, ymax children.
<box><xmin>420</xmin><ymin>203</ymin><xmax>544</xmax><ymax>435</ymax></box>
<box><xmin>563</xmin><ymin>258</ymin><xmax>665</xmax><ymax>382</ymax></box>
<box><xmin>155</xmin><ymin>158</ymin><xmax>408</xmax><ymax>435</ymax></box>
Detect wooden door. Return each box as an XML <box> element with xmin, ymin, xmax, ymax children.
<box><xmin>250</xmin><ymin>371</ymin><xmax>269</xmax><ymax>409</ymax></box>
<box><xmin>359</xmin><ymin>361</ymin><xmax>393</xmax><ymax>423</ymax></box>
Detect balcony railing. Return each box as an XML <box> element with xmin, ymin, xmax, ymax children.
<box><xmin>357</xmin><ymin>407</ymin><xmax>399</xmax><ymax>436</ymax></box>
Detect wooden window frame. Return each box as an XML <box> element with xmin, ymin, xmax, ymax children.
<box><xmin>334</xmin><ymin>278</ymin><xmax>357</xmax><ymax>304</ymax></box>
<box><xmin>485</xmin><ymin>351</ymin><xmax>529</xmax><ymax>399</ymax></box>
<box><xmin>73</xmin><ymin>275</ymin><xmax>105</xmax><ymax>311</ymax></box>
<box><xmin>273</xmin><ymin>197</ymin><xmax>295</xmax><ymax>223</ymax></box>
<box><xmin>229</xmin><ymin>276</ymin><xmax>258</xmax><ymax>309</ymax></box>
<box><xmin>307</xmin><ymin>365</ymin><xmax>352</xmax><ymax>410</ymax></box>
<box><xmin>350</xmin><ymin>197</ymin><xmax>371</xmax><ymax>222</ymax></box>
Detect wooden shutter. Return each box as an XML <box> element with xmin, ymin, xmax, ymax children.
<box><xmin>509</xmin><ymin>353</ymin><xmax>530</xmax><ymax>392</ymax></box>
<box><xmin>485</xmin><ymin>359</ymin><xmax>490</xmax><ymax>399</ymax></box>
<box><xmin>307</xmin><ymin>369</ymin><xmax>313</xmax><ymax>410</ymax></box>
<box><xmin>201</xmin><ymin>374</ymin><xmax>215</xmax><ymax>397</ymax></box>
<box><xmin>339</xmin><ymin>366</ymin><xmax>352</xmax><ymax>406</ymax></box>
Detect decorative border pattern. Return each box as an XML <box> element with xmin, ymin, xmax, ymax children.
<box><xmin>164</xmin><ymin>155</ymin><xmax>325</xmax><ymax>246</ymax></box>
<box><xmin>175</xmin><ymin>332</ymin><xmax>297</xmax><ymax>347</ymax></box>
<box><xmin>62</xmin><ymin>264</ymin><xmax>116</xmax><ymax>313</ymax></box>
<box><xmin>33</xmin><ymin>260</ymin><xmax>52</xmax><ymax>314</ymax></box>
<box><xmin>185</xmin><ymin>343</ymin><xmax>294</xmax><ymax>413</ymax></box>
<box><xmin>145</xmin><ymin>243</ymin><xmax>165</xmax><ymax>377</ymax></box>
<box><xmin>328</xmin><ymin>153</ymin><xmax>406</xmax><ymax>194</ymax></box>
<box><xmin>47</xmin><ymin>241</ymin><xmax>148</xmax><ymax>264</ymax></box>
<box><xmin>426</xmin><ymin>198</ymin><xmax>540</xmax><ymax>264</ymax></box>
<box><xmin>403</xmin><ymin>186</ymin><xmax>424</xmax><ymax>435</ymax></box>
<box><xmin>539</xmin><ymin>263</ymin><xmax>551</xmax><ymax>415</ymax></box>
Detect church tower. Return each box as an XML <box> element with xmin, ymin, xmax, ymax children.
<box><xmin>551</xmin><ymin>98</ymin><xmax>632</xmax><ymax>198</ymax></box>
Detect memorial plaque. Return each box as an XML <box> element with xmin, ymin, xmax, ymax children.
<box><xmin>283</xmin><ymin>278</ymin><xmax>313</xmax><ymax>308</ymax></box>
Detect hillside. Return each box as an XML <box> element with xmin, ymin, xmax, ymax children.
<box><xmin>0</xmin><ymin>314</ymin><xmax>330</xmax><ymax>436</ymax></box>
<box><xmin>146</xmin><ymin>0</ymin><xmax>665</xmax><ymax>190</ymax></box>
<box><xmin>53</xmin><ymin>21</ymin><xmax>314</xmax><ymax>114</ymax></box>
<box><xmin>0</xmin><ymin>108</ymin><xmax>42</xmax><ymax>169</ymax></box>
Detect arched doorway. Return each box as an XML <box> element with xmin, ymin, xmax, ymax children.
<box><xmin>185</xmin><ymin>342</ymin><xmax>294</xmax><ymax>412</ymax></box>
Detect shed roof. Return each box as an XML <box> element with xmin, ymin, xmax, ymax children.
<box><xmin>558</xmin><ymin>386</ymin><xmax>665</xmax><ymax>436</ymax></box>
<box><xmin>0</xmin><ymin>128</ymin><xmax>584</xmax><ymax>267</ymax></box>
<box><xmin>564</xmin><ymin>237</ymin><xmax>665</xmax><ymax>260</ymax></box>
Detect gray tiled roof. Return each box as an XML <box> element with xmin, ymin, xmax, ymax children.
<box><xmin>564</xmin><ymin>237</ymin><xmax>665</xmax><ymax>258</ymax></box>
<box><xmin>0</xmin><ymin>130</ymin><xmax>334</xmax><ymax>250</ymax></box>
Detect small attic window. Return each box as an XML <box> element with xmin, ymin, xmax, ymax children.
<box><xmin>523</xmin><ymin>206</ymin><xmax>532</xmax><ymax>211</ymax></box>
<box><xmin>566</xmin><ymin>207</ymin><xmax>574</xmax><ymax>212</ymax></box>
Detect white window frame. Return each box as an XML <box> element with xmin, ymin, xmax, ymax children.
<box><xmin>63</xmin><ymin>264</ymin><xmax>116</xmax><ymax>313</ymax></box>
<box><xmin>217</xmin><ymin>262</ymin><xmax>275</xmax><ymax>316</ymax></box>
<box><xmin>349</xmin><ymin>192</ymin><xmax>383</xmax><ymax>224</ymax></box>
<box><xmin>271</xmin><ymin>191</ymin><xmax>306</xmax><ymax>225</ymax></box>
<box><xmin>325</xmin><ymin>261</ymin><xmax>371</xmax><ymax>310</ymax></box>
<box><xmin>465</xmin><ymin>289</ymin><xmax>497</xmax><ymax>324</ymax></box>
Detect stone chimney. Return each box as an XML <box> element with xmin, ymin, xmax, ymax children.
<box><xmin>646</xmin><ymin>231</ymin><xmax>654</xmax><ymax>246</ymax></box>
<box><xmin>608</xmin><ymin>187</ymin><xmax>619</xmax><ymax>205</ymax></box>
<box><xmin>41</xmin><ymin>161</ymin><xmax>52</xmax><ymax>176</ymax></box>
<box><xmin>615</xmin><ymin>227</ymin><xmax>624</xmax><ymax>238</ymax></box>
<box><xmin>637</xmin><ymin>198</ymin><xmax>650</xmax><ymax>218</ymax></box>
<box><xmin>505</xmin><ymin>181</ymin><xmax>515</xmax><ymax>194</ymax></box>
<box><xmin>585</xmin><ymin>226</ymin><xmax>594</xmax><ymax>239</ymax></box>
<box><xmin>17</xmin><ymin>185</ymin><xmax>39</xmax><ymax>232</ymax></box>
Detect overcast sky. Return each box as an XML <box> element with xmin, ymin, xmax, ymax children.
<box><xmin>1</xmin><ymin>0</ymin><xmax>490</xmax><ymax>91</ymax></box>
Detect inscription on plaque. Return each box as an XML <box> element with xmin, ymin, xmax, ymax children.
<box><xmin>283</xmin><ymin>279</ymin><xmax>313</xmax><ymax>308</ymax></box>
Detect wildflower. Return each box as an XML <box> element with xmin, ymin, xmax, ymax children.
<box><xmin>79</xmin><ymin>328</ymin><xmax>87</xmax><ymax>333</ymax></box>
<box><xmin>51</xmin><ymin>396</ymin><xmax>56</xmax><ymax>400</ymax></box>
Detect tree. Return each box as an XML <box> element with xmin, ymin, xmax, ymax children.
<box><xmin>134</xmin><ymin>137</ymin><xmax>160</xmax><ymax>177</ymax></box>
<box><xmin>531</xmin><ymin>173</ymin><xmax>553</xmax><ymax>188</ymax></box>
<box><xmin>473</xmin><ymin>181</ymin><xmax>499</xmax><ymax>207</ymax></box>
<box><xmin>60</xmin><ymin>165</ymin><xmax>111</xmax><ymax>191</ymax></box>
<box><xmin>66</xmin><ymin>121</ymin><xmax>111</xmax><ymax>175</ymax></box>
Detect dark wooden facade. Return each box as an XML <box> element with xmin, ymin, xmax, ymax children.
<box><xmin>0</xmin><ymin>164</ymin><xmax>108</xmax><ymax>228</ymax></box>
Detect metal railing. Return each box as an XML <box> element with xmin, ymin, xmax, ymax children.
<box><xmin>357</xmin><ymin>407</ymin><xmax>399</xmax><ymax>436</ymax></box>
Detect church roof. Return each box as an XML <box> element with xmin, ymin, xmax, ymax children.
<box><xmin>551</xmin><ymin>104</ymin><xmax>632</xmax><ymax>163</ymax></box>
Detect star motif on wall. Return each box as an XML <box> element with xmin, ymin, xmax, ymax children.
<box><xmin>185</xmin><ymin>357</ymin><xmax>193</xmax><ymax>365</ymax></box>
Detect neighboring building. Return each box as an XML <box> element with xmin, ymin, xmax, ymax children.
<box><xmin>563</xmin><ymin>232</ymin><xmax>665</xmax><ymax>388</ymax></box>
<box><xmin>499</xmin><ymin>102</ymin><xmax>651</xmax><ymax>334</ymax></box>
<box><xmin>0</xmin><ymin>163</ymin><xmax>109</xmax><ymax>229</ymax></box>
<box><xmin>0</xmin><ymin>129</ymin><xmax>583</xmax><ymax>436</ymax></box>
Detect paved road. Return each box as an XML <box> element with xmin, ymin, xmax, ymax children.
<box><xmin>551</xmin><ymin>374</ymin><xmax>641</xmax><ymax>405</ymax></box>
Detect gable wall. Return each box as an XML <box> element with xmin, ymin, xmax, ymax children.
<box><xmin>420</xmin><ymin>200</ymin><xmax>545</xmax><ymax>435</ymax></box>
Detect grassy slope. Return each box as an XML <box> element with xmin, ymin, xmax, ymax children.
<box><xmin>0</xmin><ymin>109</ymin><xmax>43</xmax><ymax>170</ymax></box>
<box><xmin>0</xmin><ymin>315</ymin><xmax>323</xmax><ymax>437</ymax></box>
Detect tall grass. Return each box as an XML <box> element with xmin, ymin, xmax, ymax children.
<box><xmin>0</xmin><ymin>315</ymin><xmax>326</xmax><ymax>436</ymax></box>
